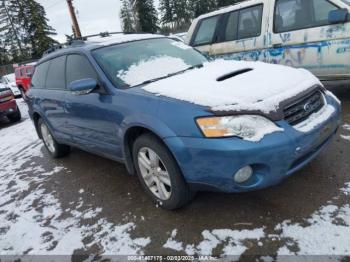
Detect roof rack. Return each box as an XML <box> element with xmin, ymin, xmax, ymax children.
<box><xmin>43</xmin><ymin>31</ymin><xmax>143</xmax><ymax>56</ymax></box>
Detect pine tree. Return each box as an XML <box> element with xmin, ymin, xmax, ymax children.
<box><xmin>0</xmin><ymin>0</ymin><xmax>56</xmax><ymax>62</ymax></box>
<box><xmin>159</xmin><ymin>0</ymin><xmax>173</xmax><ymax>26</ymax></box>
<box><xmin>120</xmin><ymin>0</ymin><xmax>136</xmax><ymax>32</ymax></box>
<box><xmin>189</xmin><ymin>0</ymin><xmax>217</xmax><ymax>18</ymax></box>
<box><xmin>134</xmin><ymin>0</ymin><xmax>158</xmax><ymax>33</ymax></box>
<box><xmin>216</xmin><ymin>0</ymin><xmax>239</xmax><ymax>8</ymax></box>
<box><xmin>173</xmin><ymin>0</ymin><xmax>190</xmax><ymax>28</ymax></box>
<box><xmin>0</xmin><ymin>0</ymin><xmax>25</xmax><ymax>62</ymax></box>
<box><xmin>20</xmin><ymin>0</ymin><xmax>57</xmax><ymax>59</ymax></box>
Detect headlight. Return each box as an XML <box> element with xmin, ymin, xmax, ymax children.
<box><xmin>196</xmin><ymin>115</ymin><xmax>283</xmax><ymax>142</ymax></box>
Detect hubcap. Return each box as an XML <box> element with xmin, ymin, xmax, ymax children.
<box><xmin>137</xmin><ymin>147</ymin><xmax>172</xmax><ymax>201</ymax></box>
<box><xmin>40</xmin><ymin>123</ymin><xmax>55</xmax><ymax>153</ymax></box>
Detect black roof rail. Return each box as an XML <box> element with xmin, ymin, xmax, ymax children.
<box><xmin>43</xmin><ymin>31</ymin><xmax>147</xmax><ymax>57</ymax></box>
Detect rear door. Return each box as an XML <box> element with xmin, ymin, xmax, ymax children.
<box><xmin>209</xmin><ymin>2</ymin><xmax>270</xmax><ymax>61</ymax></box>
<box><xmin>268</xmin><ymin>0</ymin><xmax>350</xmax><ymax>80</ymax></box>
<box><xmin>64</xmin><ymin>54</ymin><xmax>120</xmax><ymax>156</ymax></box>
<box><xmin>36</xmin><ymin>56</ymin><xmax>70</xmax><ymax>141</ymax></box>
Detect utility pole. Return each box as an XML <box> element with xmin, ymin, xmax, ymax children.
<box><xmin>66</xmin><ymin>0</ymin><xmax>82</xmax><ymax>38</ymax></box>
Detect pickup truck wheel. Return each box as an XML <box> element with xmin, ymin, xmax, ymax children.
<box><xmin>133</xmin><ymin>133</ymin><xmax>194</xmax><ymax>210</ymax></box>
<box><xmin>7</xmin><ymin>107</ymin><xmax>21</xmax><ymax>123</ymax></box>
<box><xmin>38</xmin><ymin>118</ymin><xmax>70</xmax><ymax>158</ymax></box>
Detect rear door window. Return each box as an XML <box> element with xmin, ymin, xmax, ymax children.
<box><xmin>31</xmin><ymin>62</ymin><xmax>50</xmax><ymax>88</ymax></box>
<box><xmin>192</xmin><ymin>16</ymin><xmax>220</xmax><ymax>46</ymax></box>
<box><xmin>46</xmin><ymin>56</ymin><xmax>66</xmax><ymax>90</ymax></box>
<box><xmin>66</xmin><ymin>54</ymin><xmax>97</xmax><ymax>85</ymax></box>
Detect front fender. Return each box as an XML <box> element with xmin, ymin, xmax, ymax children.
<box><xmin>120</xmin><ymin>113</ymin><xmax>178</xmax><ymax>175</ymax></box>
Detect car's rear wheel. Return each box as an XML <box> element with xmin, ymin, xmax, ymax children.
<box><xmin>133</xmin><ymin>133</ymin><xmax>194</xmax><ymax>210</ymax></box>
<box><xmin>7</xmin><ymin>107</ymin><xmax>21</xmax><ymax>123</ymax></box>
<box><xmin>38</xmin><ymin>118</ymin><xmax>70</xmax><ymax>158</ymax></box>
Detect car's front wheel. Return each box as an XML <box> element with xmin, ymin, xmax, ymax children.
<box><xmin>38</xmin><ymin>118</ymin><xmax>70</xmax><ymax>158</ymax></box>
<box><xmin>133</xmin><ymin>133</ymin><xmax>194</xmax><ymax>210</ymax></box>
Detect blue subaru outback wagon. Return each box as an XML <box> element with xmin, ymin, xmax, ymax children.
<box><xmin>27</xmin><ymin>33</ymin><xmax>342</xmax><ymax>209</ymax></box>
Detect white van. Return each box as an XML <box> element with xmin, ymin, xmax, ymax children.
<box><xmin>186</xmin><ymin>0</ymin><xmax>350</xmax><ymax>81</ymax></box>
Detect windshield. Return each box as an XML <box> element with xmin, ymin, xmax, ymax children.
<box><xmin>92</xmin><ymin>38</ymin><xmax>207</xmax><ymax>88</ymax></box>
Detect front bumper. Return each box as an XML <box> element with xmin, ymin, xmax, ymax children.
<box><xmin>164</xmin><ymin>94</ymin><xmax>342</xmax><ymax>193</ymax></box>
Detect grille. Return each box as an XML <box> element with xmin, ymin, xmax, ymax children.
<box><xmin>284</xmin><ymin>90</ymin><xmax>325</xmax><ymax>126</ymax></box>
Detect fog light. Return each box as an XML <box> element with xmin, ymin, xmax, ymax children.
<box><xmin>234</xmin><ymin>166</ymin><xmax>253</xmax><ymax>184</ymax></box>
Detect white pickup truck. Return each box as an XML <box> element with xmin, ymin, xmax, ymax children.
<box><xmin>185</xmin><ymin>0</ymin><xmax>350</xmax><ymax>82</ymax></box>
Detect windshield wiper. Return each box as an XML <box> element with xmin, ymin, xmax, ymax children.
<box><xmin>132</xmin><ymin>64</ymin><xmax>203</xmax><ymax>88</ymax></box>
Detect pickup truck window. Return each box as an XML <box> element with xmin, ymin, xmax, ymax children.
<box><xmin>237</xmin><ymin>5</ymin><xmax>263</xmax><ymax>39</ymax></box>
<box><xmin>193</xmin><ymin>16</ymin><xmax>219</xmax><ymax>46</ymax></box>
<box><xmin>224</xmin><ymin>4</ymin><xmax>263</xmax><ymax>42</ymax></box>
<box><xmin>274</xmin><ymin>0</ymin><xmax>339</xmax><ymax>33</ymax></box>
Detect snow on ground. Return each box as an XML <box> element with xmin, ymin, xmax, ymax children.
<box><xmin>143</xmin><ymin>60</ymin><xmax>321</xmax><ymax>113</ymax></box>
<box><xmin>0</xmin><ymin>100</ymin><xmax>150</xmax><ymax>255</ymax></box>
<box><xmin>162</xmin><ymin>184</ymin><xmax>350</xmax><ymax>257</ymax></box>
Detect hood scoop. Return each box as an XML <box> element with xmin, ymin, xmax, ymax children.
<box><xmin>216</xmin><ymin>68</ymin><xmax>253</xmax><ymax>82</ymax></box>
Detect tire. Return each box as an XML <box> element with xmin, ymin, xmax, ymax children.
<box><xmin>38</xmin><ymin>118</ymin><xmax>70</xmax><ymax>158</ymax></box>
<box><xmin>8</xmin><ymin>108</ymin><xmax>21</xmax><ymax>123</ymax></box>
<box><xmin>132</xmin><ymin>133</ymin><xmax>194</xmax><ymax>210</ymax></box>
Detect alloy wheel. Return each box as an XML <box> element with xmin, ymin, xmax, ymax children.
<box><xmin>137</xmin><ymin>147</ymin><xmax>172</xmax><ymax>201</ymax></box>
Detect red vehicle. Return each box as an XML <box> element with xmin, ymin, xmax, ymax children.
<box><xmin>15</xmin><ymin>64</ymin><xmax>35</xmax><ymax>95</ymax></box>
<box><xmin>0</xmin><ymin>86</ymin><xmax>21</xmax><ymax>123</ymax></box>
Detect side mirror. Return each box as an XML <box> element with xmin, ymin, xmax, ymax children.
<box><xmin>68</xmin><ymin>78</ymin><xmax>98</xmax><ymax>95</ymax></box>
<box><xmin>329</xmin><ymin>9</ymin><xmax>349</xmax><ymax>24</ymax></box>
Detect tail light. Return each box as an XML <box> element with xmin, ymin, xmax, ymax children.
<box><xmin>0</xmin><ymin>89</ymin><xmax>14</xmax><ymax>103</ymax></box>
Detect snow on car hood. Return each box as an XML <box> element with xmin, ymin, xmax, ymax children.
<box><xmin>142</xmin><ymin>60</ymin><xmax>322</xmax><ymax>114</ymax></box>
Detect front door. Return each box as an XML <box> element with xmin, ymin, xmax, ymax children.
<box><xmin>64</xmin><ymin>54</ymin><xmax>120</xmax><ymax>157</ymax></box>
<box><xmin>267</xmin><ymin>0</ymin><xmax>350</xmax><ymax>80</ymax></box>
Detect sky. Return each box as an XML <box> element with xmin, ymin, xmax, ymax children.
<box><xmin>37</xmin><ymin>0</ymin><xmax>160</xmax><ymax>43</ymax></box>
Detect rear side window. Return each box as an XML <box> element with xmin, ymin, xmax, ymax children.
<box><xmin>237</xmin><ymin>5</ymin><xmax>263</xmax><ymax>39</ymax></box>
<box><xmin>20</xmin><ymin>69</ymin><xmax>25</xmax><ymax>77</ymax></box>
<box><xmin>192</xmin><ymin>16</ymin><xmax>220</xmax><ymax>46</ymax></box>
<box><xmin>66</xmin><ymin>54</ymin><xmax>97</xmax><ymax>85</ymax></box>
<box><xmin>225</xmin><ymin>11</ymin><xmax>239</xmax><ymax>41</ymax></box>
<box><xmin>274</xmin><ymin>0</ymin><xmax>339</xmax><ymax>33</ymax></box>
<box><xmin>31</xmin><ymin>62</ymin><xmax>50</xmax><ymax>88</ymax></box>
<box><xmin>46</xmin><ymin>56</ymin><xmax>66</xmax><ymax>90</ymax></box>
<box><xmin>223</xmin><ymin>5</ymin><xmax>263</xmax><ymax>42</ymax></box>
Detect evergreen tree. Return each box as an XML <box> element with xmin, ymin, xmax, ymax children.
<box><xmin>173</xmin><ymin>0</ymin><xmax>190</xmax><ymax>28</ymax></box>
<box><xmin>120</xmin><ymin>0</ymin><xmax>136</xmax><ymax>32</ymax></box>
<box><xmin>0</xmin><ymin>0</ymin><xmax>25</xmax><ymax>61</ymax></box>
<box><xmin>189</xmin><ymin>0</ymin><xmax>216</xmax><ymax>18</ymax></box>
<box><xmin>20</xmin><ymin>0</ymin><xmax>57</xmax><ymax>59</ymax></box>
<box><xmin>216</xmin><ymin>0</ymin><xmax>239</xmax><ymax>8</ymax></box>
<box><xmin>0</xmin><ymin>0</ymin><xmax>56</xmax><ymax>62</ymax></box>
<box><xmin>134</xmin><ymin>0</ymin><xmax>158</xmax><ymax>33</ymax></box>
<box><xmin>159</xmin><ymin>0</ymin><xmax>173</xmax><ymax>26</ymax></box>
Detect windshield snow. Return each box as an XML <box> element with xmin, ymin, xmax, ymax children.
<box><xmin>92</xmin><ymin>38</ymin><xmax>207</xmax><ymax>88</ymax></box>
<box><xmin>341</xmin><ymin>0</ymin><xmax>350</xmax><ymax>5</ymax></box>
